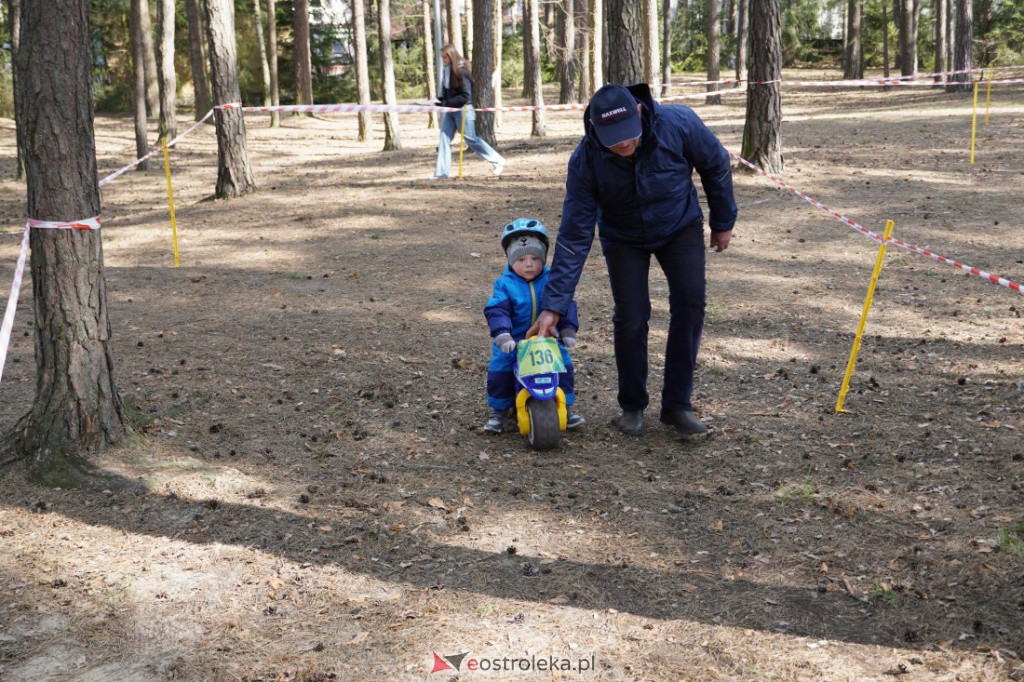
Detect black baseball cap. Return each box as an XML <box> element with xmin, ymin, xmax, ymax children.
<box><xmin>589</xmin><ymin>84</ymin><xmax>641</xmax><ymax>147</ymax></box>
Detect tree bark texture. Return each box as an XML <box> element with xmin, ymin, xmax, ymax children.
<box><xmin>933</xmin><ymin>0</ymin><xmax>946</xmax><ymax>82</ymax></box>
<box><xmin>493</xmin><ymin>0</ymin><xmax>502</xmax><ymax>129</ymax></box>
<box><xmin>294</xmin><ymin>0</ymin><xmax>313</xmax><ymax>108</ymax></box>
<box><xmin>589</xmin><ymin>0</ymin><xmax>603</xmax><ymax>93</ymax></box>
<box><xmin>577</xmin><ymin>0</ymin><xmax>590</xmax><ymax>100</ymax></box>
<box><xmin>472</xmin><ymin>0</ymin><xmax>497</xmax><ymax>148</ymax></box>
<box><xmin>445</xmin><ymin>0</ymin><xmax>463</xmax><ymax>53</ymax></box>
<box><xmin>979</xmin><ymin>0</ymin><xmax>991</xmax><ymax>65</ymax></box>
<box><xmin>948</xmin><ymin>0</ymin><xmax>971</xmax><ymax>91</ymax></box>
<box><xmin>377</xmin><ymin>0</ymin><xmax>402</xmax><ymax>150</ymax></box>
<box><xmin>606</xmin><ymin>0</ymin><xmax>643</xmax><ymax>84</ymax></box>
<box><xmin>558</xmin><ymin>0</ymin><xmax>576</xmax><ymax>103</ymax></box>
<box><xmin>882</xmin><ymin>2</ymin><xmax>890</xmax><ymax>77</ymax></box>
<box><xmin>522</xmin><ymin>0</ymin><xmax>533</xmax><ymax>98</ymax></box>
<box><xmin>12</xmin><ymin>0</ymin><xmax>130</xmax><ymax>484</ymax></box>
<box><xmin>422</xmin><ymin>0</ymin><xmax>438</xmax><ymax>128</ymax></box>
<box><xmin>643</xmin><ymin>0</ymin><xmax>658</xmax><ymax>86</ymax></box>
<box><xmin>464</xmin><ymin>0</ymin><xmax>473</xmax><ymax>57</ymax></box>
<box><xmin>736</xmin><ymin>0</ymin><xmax>747</xmax><ymax>80</ymax></box>
<box><xmin>8</xmin><ymin>0</ymin><xmax>25</xmax><ymax>178</ymax></box>
<box><xmin>204</xmin><ymin>0</ymin><xmax>257</xmax><ymax>197</ymax></box>
<box><xmin>129</xmin><ymin>0</ymin><xmax>151</xmax><ymax>170</ymax></box>
<box><xmin>898</xmin><ymin>0</ymin><xmax>917</xmax><ymax>75</ymax></box>
<box><xmin>527</xmin><ymin>0</ymin><xmax>546</xmax><ymax>135</ymax></box>
<box><xmin>661</xmin><ymin>0</ymin><xmax>671</xmax><ymax>95</ymax></box>
<box><xmin>892</xmin><ymin>0</ymin><xmax>901</xmax><ymax>72</ymax></box>
<box><xmin>843</xmin><ymin>0</ymin><xmax>862</xmax><ymax>79</ymax></box>
<box><xmin>945</xmin><ymin>0</ymin><xmax>953</xmax><ymax>81</ymax></box>
<box><xmin>184</xmin><ymin>0</ymin><xmax>213</xmax><ymax>120</ymax></box>
<box><xmin>706</xmin><ymin>0</ymin><xmax>722</xmax><ymax>103</ymax></box>
<box><xmin>740</xmin><ymin>0</ymin><xmax>782</xmax><ymax>173</ymax></box>
<box><xmin>138</xmin><ymin>0</ymin><xmax>160</xmax><ymax>117</ymax></box>
<box><xmin>156</xmin><ymin>0</ymin><xmax>177</xmax><ymax>140</ymax></box>
<box><xmin>253</xmin><ymin>0</ymin><xmax>271</xmax><ymax>106</ymax></box>
<box><xmin>266</xmin><ymin>0</ymin><xmax>281</xmax><ymax>127</ymax></box>
<box><xmin>354</xmin><ymin>0</ymin><xmax>372</xmax><ymax>140</ymax></box>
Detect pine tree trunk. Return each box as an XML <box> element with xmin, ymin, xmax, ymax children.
<box><xmin>253</xmin><ymin>0</ymin><xmax>271</xmax><ymax>106</ymax></box>
<box><xmin>139</xmin><ymin>0</ymin><xmax>160</xmax><ymax>117</ymax></box>
<box><xmin>945</xmin><ymin>0</ymin><xmax>953</xmax><ymax>80</ymax></box>
<box><xmin>527</xmin><ymin>0</ymin><xmax>546</xmax><ymax>135</ymax></box>
<box><xmin>590</xmin><ymin>0</ymin><xmax>603</xmax><ymax>93</ymax></box>
<box><xmin>643</xmin><ymin>0</ymin><xmax>658</xmax><ymax>85</ymax></box>
<box><xmin>445</xmin><ymin>0</ymin><xmax>463</xmax><ymax>53</ymax></box>
<box><xmin>893</xmin><ymin>0</ymin><xmax>902</xmax><ymax>72</ymax></box>
<box><xmin>8</xmin><ymin>0</ymin><xmax>25</xmax><ymax>179</ymax></box>
<box><xmin>493</xmin><ymin>0</ymin><xmax>502</xmax><ymax>129</ymax></box>
<box><xmin>706</xmin><ymin>0</ymin><xmax>722</xmax><ymax>103</ymax></box>
<box><xmin>422</xmin><ymin>0</ymin><xmax>438</xmax><ymax>128</ymax></box>
<box><xmin>740</xmin><ymin>0</ymin><xmax>782</xmax><ymax>173</ymax></box>
<box><xmin>882</xmin><ymin>2</ymin><xmax>890</xmax><ymax>77</ymax></box>
<box><xmin>156</xmin><ymin>0</ymin><xmax>177</xmax><ymax>140</ymax></box>
<box><xmin>354</xmin><ymin>0</ymin><xmax>372</xmax><ymax>140</ymax></box>
<box><xmin>933</xmin><ymin>0</ymin><xmax>946</xmax><ymax>83</ymax></box>
<box><xmin>979</xmin><ymin>0</ymin><xmax>991</xmax><ymax>65</ymax></box>
<box><xmin>661</xmin><ymin>0</ymin><xmax>671</xmax><ymax>95</ymax></box>
<box><xmin>948</xmin><ymin>0</ymin><xmax>971</xmax><ymax>91</ymax></box>
<box><xmin>900</xmin><ymin>0</ymin><xmax>917</xmax><ymax>75</ymax></box>
<box><xmin>184</xmin><ymin>0</ymin><xmax>213</xmax><ymax>121</ymax></box>
<box><xmin>464</xmin><ymin>0</ymin><xmax>473</xmax><ymax>56</ymax></box>
<box><xmin>736</xmin><ymin>0</ymin><xmax>747</xmax><ymax>80</ymax></box>
<box><xmin>577</xmin><ymin>1</ymin><xmax>590</xmax><ymax>100</ymax></box>
<box><xmin>294</xmin><ymin>0</ymin><xmax>314</xmax><ymax>111</ymax></box>
<box><xmin>472</xmin><ymin>0</ymin><xmax>497</xmax><ymax>147</ymax></box>
<box><xmin>558</xmin><ymin>0</ymin><xmax>575</xmax><ymax>103</ymax></box>
<box><xmin>204</xmin><ymin>0</ymin><xmax>257</xmax><ymax>197</ymax></box>
<box><xmin>522</xmin><ymin>0</ymin><xmax>533</xmax><ymax>98</ymax></box>
<box><xmin>843</xmin><ymin>0</ymin><xmax>862</xmax><ymax>79</ymax></box>
<box><xmin>377</xmin><ymin>0</ymin><xmax>402</xmax><ymax>150</ymax></box>
<box><xmin>10</xmin><ymin>0</ymin><xmax>131</xmax><ymax>486</ymax></box>
<box><xmin>129</xmin><ymin>0</ymin><xmax>151</xmax><ymax>170</ymax></box>
<box><xmin>266</xmin><ymin>0</ymin><xmax>281</xmax><ymax>127</ymax></box>
<box><xmin>606</xmin><ymin>0</ymin><xmax>643</xmax><ymax>83</ymax></box>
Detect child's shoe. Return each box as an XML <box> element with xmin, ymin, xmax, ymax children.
<box><xmin>483</xmin><ymin>409</ymin><xmax>508</xmax><ymax>433</ymax></box>
<box><xmin>566</xmin><ymin>408</ymin><xmax>585</xmax><ymax>430</ymax></box>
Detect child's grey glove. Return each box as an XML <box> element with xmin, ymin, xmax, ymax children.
<box><xmin>560</xmin><ymin>331</ymin><xmax>576</xmax><ymax>348</ymax></box>
<box><xmin>495</xmin><ymin>333</ymin><xmax>516</xmax><ymax>354</ymax></box>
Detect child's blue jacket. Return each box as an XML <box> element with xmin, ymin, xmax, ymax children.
<box><xmin>485</xmin><ymin>266</ymin><xmax>579</xmax><ymax>344</ymax></box>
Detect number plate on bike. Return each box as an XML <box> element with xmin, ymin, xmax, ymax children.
<box><xmin>517</xmin><ymin>337</ymin><xmax>565</xmax><ymax>377</ymax></box>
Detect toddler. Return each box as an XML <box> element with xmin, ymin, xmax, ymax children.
<box><xmin>483</xmin><ymin>219</ymin><xmax>584</xmax><ymax>433</ymax></box>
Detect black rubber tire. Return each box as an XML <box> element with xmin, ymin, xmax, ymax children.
<box><xmin>527</xmin><ymin>399</ymin><xmax>561</xmax><ymax>451</ymax></box>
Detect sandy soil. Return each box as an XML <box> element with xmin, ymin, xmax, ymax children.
<box><xmin>1</xmin><ymin>73</ymin><xmax>1023</xmax><ymax>680</ymax></box>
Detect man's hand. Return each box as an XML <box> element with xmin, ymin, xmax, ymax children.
<box><xmin>526</xmin><ymin>310</ymin><xmax>561</xmax><ymax>339</ymax></box>
<box><xmin>710</xmin><ymin>230</ymin><xmax>732</xmax><ymax>252</ymax></box>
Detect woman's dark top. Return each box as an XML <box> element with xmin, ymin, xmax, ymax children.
<box><xmin>438</xmin><ymin>66</ymin><xmax>473</xmax><ymax>109</ymax></box>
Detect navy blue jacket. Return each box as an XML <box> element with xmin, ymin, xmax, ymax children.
<box><xmin>544</xmin><ymin>84</ymin><xmax>738</xmax><ymax>316</ymax></box>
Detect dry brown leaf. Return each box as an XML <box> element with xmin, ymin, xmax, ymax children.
<box><xmin>427</xmin><ymin>497</ymin><xmax>448</xmax><ymax>510</ymax></box>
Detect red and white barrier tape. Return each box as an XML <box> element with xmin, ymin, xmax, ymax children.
<box><xmin>0</xmin><ymin>216</ymin><xmax>101</xmax><ymax>385</ymax></box>
<box><xmin>730</xmin><ymin>152</ymin><xmax>1023</xmax><ymax>295</ymax></box>
<box><xmin>99</xmin><ymin>108</ymin><xmax>216</xmax><ymax>187</ymax></box>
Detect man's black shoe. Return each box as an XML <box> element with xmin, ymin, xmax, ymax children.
<box><xmin>660</xmin><ymin>409</ymin><xmax>708</xmax><ymax>436</ymax></box>
<box><xmin>618</xmin><ymin>410</ymin><xmax>645</xmax><ymax>437</ymax></box>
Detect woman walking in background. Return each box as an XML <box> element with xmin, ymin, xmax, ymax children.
<box><xmin>431</xmin><ymin>45</ymin><xmax>506</xmax><ymax>179</ymax></box>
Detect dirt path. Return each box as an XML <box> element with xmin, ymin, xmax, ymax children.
<box><xmin>1</xmin><ymin>75</ymin><xmax>1022</xmax><ymax>680</ymax></box>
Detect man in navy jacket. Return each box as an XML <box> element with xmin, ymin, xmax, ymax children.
<box><xmin>527</xmin><ymin>83</ymin><xmax>737</xmax><ymax>437</ymax></box>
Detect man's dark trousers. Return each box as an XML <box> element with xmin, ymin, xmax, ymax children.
<box><xmin>601</xmin><ymin>226</ymin><xmax>706</xmax><ymax>413</ymax></box>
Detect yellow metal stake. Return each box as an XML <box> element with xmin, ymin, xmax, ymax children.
<box><xmin>835</xmin><ymin>220</ymin><xmax>895</xmax><ymax>414</ymax></box>
<box><xmin>457</xmin><ymin>105</ymin><xmax>467</xmax><ymax>180</ymax></box>
<box><xmin>969</xmin><ymin>79</ymin><xmax>980</xmax><ymax>165</ymax></box>
<box><xmin>161</xmin><ymin>137</ymin><xmax>181</xmax><ymax>268</ymax></box>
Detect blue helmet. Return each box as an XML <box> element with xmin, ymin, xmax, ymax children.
<box><xmin>501</xmin><ymin>218</ymin><xmax>549</xmax><ymax>252</ymax></box>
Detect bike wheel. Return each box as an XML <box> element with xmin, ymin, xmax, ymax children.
<box><xmin>527</xmin><ymin>399</ymin><xmax>561</xmax><ymax>451</ymax></box>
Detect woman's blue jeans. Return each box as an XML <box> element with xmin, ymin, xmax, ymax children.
<box><xmin>434</xmin><ymin>109</ymin><xmax>505</xmax><ymax>178</ymax></box>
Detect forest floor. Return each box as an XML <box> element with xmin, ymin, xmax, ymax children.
<box><xmin>1</xmin><ymin>72</ymin><xmax>1023</xmax><ymax>681</ymax></box>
